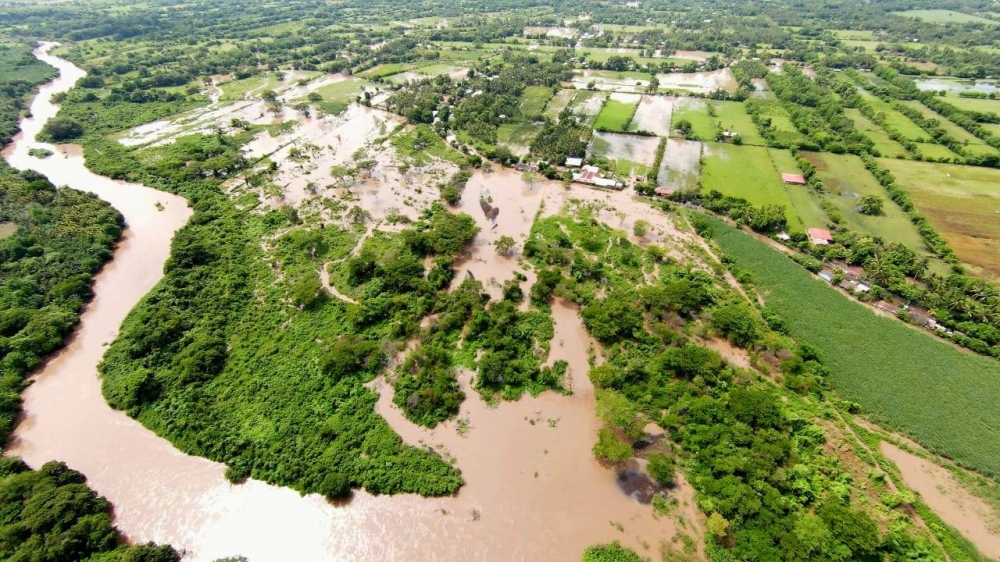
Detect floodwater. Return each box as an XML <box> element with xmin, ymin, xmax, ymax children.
<box><xmin>915</xmin><ymin>78</ymin><xmax>1000</xmax><ymax>94</ymax></box>
<box><xmin>3</xmin><ymin>43</ymin><xmax>705</xmax><ymax>561</ymax></box>
<box><xmin>631</xmin><ymin>95</ymin><xmax>675</xmax><ymax>137</ymax></box>
<box><xmin>881</xmin><ymin>442</ymin><xmax>1000</xmax><ymax>558</ymax></box>
<box><xmin>658</xmin><ymin>138</ymin><xmax>702</xmax><ymax>191</ymax></box>
<box><xmin>656</xmin><ymin>68</ymin><xmax>738</xmax><ymax>94</ymax></box>
<box><xmin>592</xmin><ymin>131</ymin><xmax>660</xmax><ymax>165</ymax></box>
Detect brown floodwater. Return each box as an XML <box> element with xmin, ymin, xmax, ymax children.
<box><xmin>2</xmin><ymin>43</ymin><xmax>707</xmax><ymax>561</ymax></box>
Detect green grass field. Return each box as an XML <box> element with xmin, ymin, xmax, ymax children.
<box><xmin>940</xmin><ymin>95</ymin><xmax>1000</xmax><ymax>116</ymax></box>
<box><xmin>844</xmin><ymin>108</ymin><xmax>911</xmax><ymax>158</ymax></box>
<box><xmin>901</xmin><ymin>100</ymin><xmax>999</xmax><ymax>156</ymax></box>
<box><xmin>700</xmin><ymin>143</ymin><xmax>804</xmax><ymax>232</ymax></box>
<box><xmin>593</xmin><ymin>98</ymin><xmax>637</xmax><ymax>131</ymax></box>
<box><xmin>879</xmin><ymin>159</ymin><xmax>1000</xmax><ymax>280</ymax></box>
<box><xmin>915</xmin><ymin>142</ymin><xmax>961</xmax><ymax>160</ymax></box>
<box><xmin>567</xmin><ymin>90</ymin><xmax>608</xmax><ymax>126</ymax></box>
<box><xmin>892</xmin><ymin>9</ymin><xmax>998</xmax><ymax>25</ymax></box>
<box><xmin>857</xmin><ymin>91</ymin><xmax>930</xmax><ymax>141</ymax></box>
<box><xmin>769</xmin><ymin>149</ymin><xmax>829</xmax><ymax>229</ymax></box>
<box><xmin>803</xmin><ymin>152</ymin><xmax>931</xmax><ymax>254</ymax></box>
<box><xmin>701</xmin><ymin>214</ymin><xmax>1000</xmax><ymax>479</ymax></box>
<box><xmin>307</xmin><ymin>78</ymin><xmax>373</xmax><ymax>113</ymax></box>
<box><xmin>497</xmin><ymin>123</ymin><xmax>539</xmax><ymax>147</ymax></box>
<box><xmin>519</xmin><ymin>86</ymin><xmax>555</xmax><ymax>119</ymax></box>
<box><xmin>751</xmin><ymin>99</ymin><xmax>805</xmax><ymax>145</ymax></box>
<box><xmin>671</xmin><ymin>99</ymin><xmax>767</xmax><ymax>145</ymax></box>
<box><xmin>359</xmin><ymin>63</ymin><xmax>413</xmax><ymax>79</ymax></box>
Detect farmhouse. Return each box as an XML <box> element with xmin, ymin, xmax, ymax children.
<box><xmin>565</xmin><ymin>157</ymin><xmax>583</xmax><ymax>168</ymax></box>
<box><xmin>876</xmin><ymin>300</ymin><xmax>901</xmax><ymax>315</ymax></box>
<box><xmin>781</xmin><ymin>173</ymin><xmax>806</xmax><ymax>185</ymax></box>
<box><xmin>654</xmin><ymin>187</ymin><xmax>675</xmax><ymax>197</ymax></box>
<box><xmin>572</xmin><ymin>164</ymin><xmax>622</xmax><ymax>189</ymax></box>
<box><xmin>807</xmin><ymin>227</ymin><xmax>833</xmax><ymax>246</ymax></box>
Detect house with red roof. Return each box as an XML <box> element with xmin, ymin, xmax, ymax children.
<box><xmin>807</xmin><ymin>227</ymin><xmax>833</xmax><ymax>246</ymax></box>
<box><xmin>781</xmin><ymin>173</ymin><xmax>806</xmax><ymax>185</ymax></box>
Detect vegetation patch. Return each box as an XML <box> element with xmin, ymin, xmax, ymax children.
<box><xmin>593</xmin><ymin>98</ymin><xmax>639</xmax><ymax>132</ymax></box>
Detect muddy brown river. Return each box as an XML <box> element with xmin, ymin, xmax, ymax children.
<box><xmin>2</xmin><ymin>43</ymin><xmax>701</xmax><ymax>561</ymax></box>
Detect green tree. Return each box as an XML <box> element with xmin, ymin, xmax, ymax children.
<box><xmin>858</xmin><ymin>194</ymin><xmax>884</xmax><ymax>216</ymax></box>
<box><xmin>593</xmin><ymin>428</ymin><xmax>632</xmax><ymax>463</ymax></box>
<box><xmin>647</xmin><ymin>452</ymin><xmax>675</xmax><ymax>486</ymax></box>
<box><xmin>495</xmin><ymin>235</ymin><xmax>516</xmax><ymax>256</ymax></box>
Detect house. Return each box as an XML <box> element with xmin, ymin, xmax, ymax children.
<box><xmin>654</xmin><ymin>187</ymin><xmax>675</xmax><ymax>196</ymax></box>
<box><xmin>565</xmin><ymin>157</ymin><xmax>583</xmax><ymax>168</ymax></box>
<box><xmin>807</xmin><ymin>227</ymin><xmax>833</xmax><ymax>246</ymax></box>
<box><xmin>572</xmin><ymin>165</ymin><xmax>623</xmax><ymax>189</ymax></box>
<box><xmin>906</xmin><ymin>305</ymin><xmax>937</xmax><ymax>328</ymax></box>
<box><xmin>781</xmin><ymin>173</ymin><xmax>807</xmax><ymax>185</ymax></box>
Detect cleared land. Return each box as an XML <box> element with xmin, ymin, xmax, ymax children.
<box><xmin>803</xmin><ymin>152</ymin><xmax>930</xmax><ymax>254</ymax></box>
<box><xmin>703</xmin><ymin>215</ymin><xmax>1000</xmax><ymax>479</ymax></box>
<box><xmin>700</xmin><ymin>143</ymin><xmax>804</xmax><ymax>232</ymax></box>
<box><xmin>892</xmin><ymin>9</ymin><xmax>998</xmax><ymax>25</ymax></box>
<box><xmin>880</xmin><ymin>159</ymin><xmax>1000</xmax><ymax>279</ymax></box>
<box><xmin>593</xmin><ymin>94</ymin><xmax>639</xmax><ymax>131</ymax></box>
<box><xmin>671</xmin><ymin>99</ymin><xmax>767</xmax><ymax>145</ymax></box>
<box><xmin>844</xmin><ymin>108</ymin><xmax>911</xmax><ymax>158</ymax></box>
<box><xmin>751</xmin><ymin>99</ymin><xmax>805</xmax><ymax>145</ymax></box>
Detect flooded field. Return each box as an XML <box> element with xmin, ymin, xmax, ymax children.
<box><xmin>656</xmin><ymin>68</ymin><xmax>738</xmax><ymax>94</ymax></box>
<box><xmin>630</xmin><ymin>95</ymin><xmax>675</xmax><ymax>136</ymax></box>
<box><xmin>658</xmin><ymin>139</ymin><xmax>702</xmax><ymax>191</ymax></box>
<box><xmin>567</xmin><ymin>89</ymin><xmax>609</xmax><ymax>125</ymax></box>
<box><xmin>591</xmin><ymin>131</ymin><xmax>660</xmax><ymax>165</ymax></box>
<box><xmin>572</xmin><ymin>70</ymin><xmax>650</xmax><ymax>93</ymax></box>
<box><xmin>881</xmin><ymin>442</ymin><xmax>1000</xmax><ymax>558</ymax></box>
<box><xmin>669</xmin><ymin>50</ymin><xmax>716</xmax><ymax>61</ymax></box>
<box><xmin>3</xmin><ymin>43</ymin><xmax>708</xmax><ymax>562</ymax></box>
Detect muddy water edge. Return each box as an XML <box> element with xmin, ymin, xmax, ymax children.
<box><xmin>2</xmin><ymin>43</ymin><xmax>702</xmax><ymax>561</ymax></box>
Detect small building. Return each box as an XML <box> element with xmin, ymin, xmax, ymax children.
<box><xmin>907</xmin><ymin>306</ymin><xmax>937</xmax><ymax>328</ymax></box>
<box><xmin>807</xmin><ymin>227</ymin><xmax>833</xmax><ymax>246</ymax></box>
<box><xmin>781</xmin><ymin>173</ymin><xmax>807</xmax><ymax>185</ymax></box>
<box><xmin>565</xmin><ymin>157</ymin><xmax>584</xmax><ymax>168</ymax></box>
<box><xmin>775</xmin><ymin>231</ymin><xmax>791</xmax><ymax>241</ymax></box>
<box><xmin>818</xmin><ymin>269</ymin><xmax>835</xmax><ymax>282</ymax></box>
<box><xmin>654</xmin><ymin>187</ymin><xmax>675</xmax><ymax>197</ymax></box>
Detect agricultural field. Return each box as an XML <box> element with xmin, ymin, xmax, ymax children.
<box><xmin>768</xmin><ymin>149</ymin><xmax>829</xmax><ymax>229</ymax></box>
<box><xmin>496</xmin><ymin>123</ymin><xmax>539</xmax><ymax>154</ymax></box>
<box><xmin>940</xmin><ymin>94</ymin><xmax>1000</xmax><ymax>115</ymax></box>
<box><xmin>749</xmin><ymin>99</ymin><xmax>806</xmax><ymax>145</ymax></box>
<box><xmin>857</xmin><ymin>91</ymin><xmax>931</xmax><ymax>141</ymax></box>
<box><xmin>657</xmin><ymin>138</ymin><xmax>701</xmax><ymax>192</ymax></box>
<box><xmin>703</xmin><ymin>215</ymin><xmax>1000</xmax><ymax>480</ymax></box>
<box><xmin>592</xmin><ymin>93</ymin><xmax>640</xmax><ymax>131</ymax></box>
<box><xmin>844</xmin><ymin>108</ymin><xmax>911</xmax><ymax>158</ymax></box>
<box><xmin>880</xmin><ymin>159</ymin><xmax>1000</xmax><ymax>279</ymax></box>
<box><xmin>542</xmin><ymin>88</ymin><xmax>577</xmax><ymax>119</ymax></box>
<box><xmin>590</xmin><ymin>131</ymin><xmax>659</xmax><ymax>175</ymax></box>
<box><xmin>670</xmin><ymin>99</ymin><xmax>767</xmax><ymax>145</ymax></box>
<box><xmin>572</xmin><ymin>69</ymin><xmax>651</xmax><ymax>93</ymax></box>
<box><xmin>700</xmin><ymin>143</ymin><xmax>805</xmax><ymax>231</ymax></box>
<box><xmin>802</xmin><ymin>152</ymin><xmax>932</xmax><ymax>254</ymax></box>
<box><xmin>900</xmin><ymin>100</ymin><xmax>999</xmax><ymax>156</ymax></box>
<box><xmin>628</xmin><ymin>95</ymin><xmax>673</xmax><ymax>136</ymax></box>
<box><xmin>915</xmin><ymin>142</ymin><xmax>962</xmax><ymax>160</ymax></box>
<box><xmin>656</xmin><ymin>68</ymin><xmax>737</xmax><ymax>94</ymax></box>
<box><xmin>307</xmin><ymin>77</ymin><xmax>375</xmax><ymax>113</ymax></box>
<box><xmin>565</xmin><ymin>89</ymin><xmax>608</xmax><ymax>125</ymax></box>
<box><xmin>518</xmin><ymin>85</ymin><xmax>556</xmax><ymax>119</ymax></box>
<box><xmin>892</xmin><ymin>9</ymin><xmax>998</xmax><ymax>25</ymax></box>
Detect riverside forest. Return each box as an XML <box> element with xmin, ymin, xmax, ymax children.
<box><xmin>1</xmin><ymin>0</ymin><xmax>1000</xmax><ymax>560</ymax></box>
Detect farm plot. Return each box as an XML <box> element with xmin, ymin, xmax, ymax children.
<box><xmin>519</xmin><ymin>86</ymin><xmax>556</xmax><ymax>119</ymax></box>
<box><xmin>671</xmin><ymin>99</ymin><xmax>766</xmax><ymax>145</ymax></box>
<box><xmin>628</xmin><ymin>95</ymin><xmax>674</xmax><ymax>136</ymax></box>
<box><xmin>844</xmin><ymin>108</ymin><xmax>911</xmax><ymax>158</ymax></box>
<box><xmin>749</xmin><ymin>99</ymin><xmax>806</xmax><ymax>146</ymax></box>
<box><xmin>940</xmin><ymin>94</ymin><xmax>1000</xmax><ymax>116</ymax></box>
<box><xmin>892</xmin><ymin>9</ymin><xmax>998</xmax><ymax>25</ymax></box>
<box><xmin>700</xmin><ymin>143</ymin><xmax>804</xmax><ymax>232</ymax></box>
<box><xmin>879</xmin><ymin>159</ymin><xmax>1000</xmax><ymax>279</ymax></box>
<box><xmin>593</xmin><ymin>93</ymin><xmax>640</xmax><ymax>131</ymax></box>
<box><xmin>657</xmin><ymin>138</ymin><xmax>701</xmax><ymax>192</ymax></box>
<box><xmin>497</xmin><ymin>123</ymin><xmax>539</xmax><ymax>156</ymax></box>
<box><xmin>591</xmin><ymin>132</ymin><xmax>660</xmax><ymax>176</ymax></box>
<box><xmin>857</xmin><ymin>91</ymin><xmax>930</xmax><ymax>142</ymax></box>
<box><xmin>543</xmin><ymin>89</ymin><xmax>577</xmax><ymax>119</ymax></box>
<box><xmin>702</xmin><ymin>214</ymin><xmax>1000</xmax><ymax>480</ymax></box>
<box><xmin>900</xmin><ymin>100</ymin><xmax>1000</xmax><ymax>157</ymax></box>
<box><xmin>915</xmin><ymin>142</ymin><xmax>962</xmax><ymax>160</ymax></box>
<box><xmin>802</xmin><ymin>152</ymin><xmax>931</xmax><ymax>255</ymax></box>
<box><xmin>656</xmin><ymin>68</ymin><xmax>737</xmax><ymax>94</ymax></box>
<box><xmin>566</xmin><ymin>90</ymin><xmax>608</xmax><ymax>126</ymax></box>
<box><xmin>768</xmin><ymin>149</ymin><xmax>829</xmax><ymax>230</ymax></box>
<box><xmin>572</xmin><ymin>70</ymin><xmax>651</xmax><ymax>93</ymax></box>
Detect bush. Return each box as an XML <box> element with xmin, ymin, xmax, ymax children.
<box><xmin>320</xmin><ymin>472</ymin><xmax>351</xmax><ymax>500</ymax></box>
<box><xmin>647</xmin><ymin>452</ymin><xmax>675</xmax><ymax>486</ymax></box>
<box><xmin>40</xmin><ymin>117</ymin><xmax>84</xmax><ymax>141</ymax></box>
<box><xmin>593</xmin><ymin>428</ymin><xmax>632</xmax><ymax>463</ymax></box>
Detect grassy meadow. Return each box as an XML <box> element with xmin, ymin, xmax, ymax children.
<box><xmin>671</xmin><ymin>99</ymin><xmax>767</xmax><ymax>145</ymax></box>
<box><xmin>593</xmin><ymin>98</ymin><xmax>638</xmax><ymax>131</ymax></box>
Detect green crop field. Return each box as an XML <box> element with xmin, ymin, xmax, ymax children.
<box><xmin>857</xmin><ymin>91</ymin><xmax>930</xmax><ymax>141</ymax></box>
<box><xmin>519</xmin><ymin>86</ymin><xmax>555</xmax><ymax>118</ymax></box>
<box><xmin>543</xmin><ymin>89</ymin><xmax>576</xmax><ymax>119</ymax></box>
<box><xmin>915</xmin><ymin>142</ymin><xmax>961</xmax><ymax>160</ymax></box>
<box><xmin>497</xmin><ymin>123</ymin><xmax>539</xmax><ymax>147</ymax></box>
<box><xmin>700</xmin><ymin>143</ymin><xmax>805</xmax><ymax>231</ymax></box>
<box><xmin>892</xmin><ymin>9</ymin><xmax>998</xmax><ymax>25</ymax></box>
<box><xmin>359</xmin><ymin>63</ymin><xmax>412</xmax><ymax>79</ymax></box>
<box><xmin>671</xmin><ymin>99</ymin><xmax>766</xmax><ymax>145</ymax></box>
<box><xmin>701</xmin><ymin>215</ymin><xmax>1000</xmax><ymax>478</ymax></box>
<box><xmin>308</xmin><ymin>78</ymin><xmax>374</xmax><ymax>113</ymax></box>
<box><xmin>803</xmin><ymin>152</ymin><xmax>931</xmax><ymax>253</ymax></box>
<box><xmin>880</xmin><ymin>159</ymin><xmax>1000</xmax><ymax>279</ymax></box>
<box><xmin>593</xmin><ymin>98</ymin><xmax>637</xmax><ymax>131</ymax></box>
<box><xmin>844</xmin><ymin>108</ymin><xmax>911</xmax><ymax>158</ymax></box>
